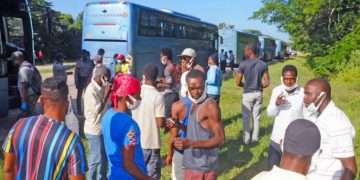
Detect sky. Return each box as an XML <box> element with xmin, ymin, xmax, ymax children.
<box><xmin>49</xmin><ymin>0</ymin><xmax>289</xmax><ymax>41</ymax></box>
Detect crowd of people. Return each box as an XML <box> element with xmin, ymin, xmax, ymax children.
<box><xmin>1</xmin><ymin>43</ymin><xmax>357</xmax><ymax>180</ymax></box>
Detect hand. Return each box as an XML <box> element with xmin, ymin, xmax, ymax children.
<box><xmin>166</xmin><ymin>118</ymin><xmax>176</xmax><ymax>129</ymax></box>
<box><xmin>164</xmin><ymin>154</ymin><xmax>173</xmax><ymax>166</ymax></box>
<box><xmin>173</xmin><ymin>138</ymin><xmax>192</xmax><ymax>150</ymax></box>
<box><xmin>275</xmin><ymin>94</ymin><xmax>287</xmax><ymax>106</ymax></box>
<box><xmin>20</xmin><ymin>102</ymin><xmax>29</xmax><ymax>111</ymax></box>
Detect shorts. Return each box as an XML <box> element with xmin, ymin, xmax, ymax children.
<box><xmin>184</xmin><ymin>169</ymin><xmax>217</xmax><ymax>180</ymax></box>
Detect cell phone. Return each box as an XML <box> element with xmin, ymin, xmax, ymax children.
<box><xmin>167</xmin><ymin>118</ymin><xmax>181</xmax><ymax>128</ymax></box>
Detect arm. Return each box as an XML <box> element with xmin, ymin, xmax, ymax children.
<box><xmin>156</xmin><ymin>117</ymin><xmax>166</xmax><ymax>128</ymax></box>
<box><xmin>266</xmin><ymin>88</ymin><xmax>280</xmax><ymax>117</ymax></box>
<box><xmin>339</xmin><ymin>157</ymin><xmax>357</xmax><ymax>180</ymax></box>
<box><xmin>3</xmin><ymin>152</ymin><xmax>16</xmax><ymax>180</ymax></box>
<box><xmin>235</xmin><ymin>72</ymin><xmax>244</xmax><ymax>87</ymax></box>
<box><xmin>20</xmin><ymin>82</ymin><xmax>29</xmax><ymax>102</ymax></box>
<box><xmin>69</xmin><ymin>175</ymin><xmax>85</xmax><ymax>180</ymax></box>
<box><xmin>74</xmin><ymin>63</ymin><xmax>80</xmax><ymax>88</ymax></box>
<box><xmin>165</xmin><ymin>102</ymin><xmax>182</xmax><ymax>165</ymax></box>
<box><xmin>261</xmin><ymin>70</ymin><xmax>270</xmax><ymax>88</ymax></box>
<box><xmin>123</xmin><ymin>146</ymin><xmax>150</xmax><ymax>179</ymax></box>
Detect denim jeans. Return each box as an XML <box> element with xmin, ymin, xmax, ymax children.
<box><xmin>86</xmin><ymin>134</ymin><xmax>108</xmax><ymax>180</ymax></box>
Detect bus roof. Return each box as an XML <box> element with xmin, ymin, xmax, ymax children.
<box><xmin>85</xmin><ymin>1</ymin><xmax>217</xmax><ymax>28</ymax></box>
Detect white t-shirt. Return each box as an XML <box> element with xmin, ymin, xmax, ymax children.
<box><xmin>307</xmin><ymin>101</ymin><xmax>355</xmax><ymax>180</ymax></box>
<box><xmin>252</xmin><ymin>166</ymin><xmax>308</xmax><ymax>180</ymax></box>
<box><xmin>132</xmin><ymin>85</ymin><xmax>165</xmax><ymax>149</ymax></box>
<box><xmin>267</xmin><ymin>85</ymin><xmax>304</xmax><ymax>144</ymax></box>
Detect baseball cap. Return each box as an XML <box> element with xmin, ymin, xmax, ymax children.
<box><xmin>115</xmin><ymin>53</ymin><xmax>125</xmax><ymax>61</ymax></box>
<box><xmin>178</xmin><ymin>48</ymin><xmax>196</xmax><ymax>58</ymax></box>
<box><xmin>283</xmin><ymin>119</ymin><xmax>321</xmax><ymax>156</ymax></box>
<box><xmin>111</xmin><ymin>74</ymin><xmax>141</xmax><ymax>108</ymax></box>
<box><xmin>10</xmin><ymin>51</ymin><xmax>24</xmax><ymax>60</ymax></box>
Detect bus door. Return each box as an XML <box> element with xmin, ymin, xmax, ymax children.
<box><xmin>82</xmin><ymin>2</ymin><xmax>129</xmax><ymax>67</ymax></box>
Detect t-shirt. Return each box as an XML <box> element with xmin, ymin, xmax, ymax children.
<box><xmin>132</xmin><ymin>85</ymin><xmax>165</xmax><ymax>149</ymax></box>
<box><xmin>252</xmin><ymin>166</ymin><xmax>308</xmax><ymax>180</ymax></box>
<box><xmin>101</xmin><ymin>108</ymin><xmax>146</xmax><ymax>180</ymax></box>
<box><xmin>307</xmin><ymin>101</ymin><xmax>355</xmax><ymax>180</ymax></box>
<box><xmin>18</xmin><ymin>61</ymin><xmax>35</xmax><ymax>96</ymax></box>
<box><xmin>2</xmin><ymin>115</ymin><xmax>87</xmax><ymax>179</ymax></box>
<box><xmin>238</xmin><ymin>59</ymin><xmax>268</xmax><ymax>93</ymax></box>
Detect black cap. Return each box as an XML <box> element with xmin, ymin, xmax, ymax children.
<box><xmin>284</xmin><ymin>119</ymin><xmax>321</xmax><ymax>156</ymax></box>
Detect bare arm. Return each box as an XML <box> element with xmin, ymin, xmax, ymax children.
<box><xmin>20</xmin><ymin>82</ymin><xmax>29</xmax><ymax>102</ymax></box>
<box><xmin>123</xmin><ymin>146</ymin><xmax>150</xmax><ymax>179</ymax></box>
<box><xmin>4</xmin><ymin>152</ymin><xmax>16</xmax><ymax>180</ymax></box>
<box><xmin>69</xmin><ymin>175</ymin><xmax>86</xmax><ymax>180</ymax></box>
<box><xmin>235</xmin><ymin>72</ymin><xmax>244</xmax><ymax>87</ymax></box>
<box><xmin>261</xmin><ymin>70</ymin><xmax>270</xmax><ymax>88</ymax></box>
<box><xmin>156</xmin><ymin>117</ymin><xmax>166</xmax><ymax>128</ymax></box>
<box><xmin>339</xmin><ymin>157</ymin><xmax>357</xmax><ymax>180</ymax></box>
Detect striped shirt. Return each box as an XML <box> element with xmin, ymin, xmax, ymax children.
<box><xmin>2</xmin><ymin>115</ymin><xmax>87</xmax><ymax>180</ymax></box>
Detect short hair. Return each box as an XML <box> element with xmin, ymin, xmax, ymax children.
<box><xmin>93</xmin><ymin>65</ymin><xmax>110</xmax><ymax>79</ymax></box>
<box><xmin>143</xmin><ymin>64</ymin><xmax>159</xmax><ymax>82</ymax></box>
<box><xmin>161</xmin><ymin>48</ymin><xmax>173</xmax><ymax>60</ymax></box>
<box><xmin>41</xmin><ymin>77</ymin><xmax>69</xmax><ymax>101</ymax></box>
<box><xmin>229</xmin><ymin>50</ymin><xmax>233</xmax><ymax>53</ymax></box>
<box><xmin>97</xmin><ymin>48</ymin><xmax>105</xmax><ymax>56</ymax></box>
<box><xmin>11</xmin><ymin>51</ymin><xmax>24</xmax><ymax>60</ymax></box>
<box><xmin>209</xmin><ymin>53</ymin><xmax>219</xmax><ymax>66</ymax></box>
<box><xmin>186</xmin><ymin>69</ymin><xmax>205</xmax><ymax>83</ymax></box>
<box><xmin>307</xmin><ymin>78</ymin><xmax>332</xmax><ymax>99</ymax></box>
<box><xmin>245</xmin><ymin>42</ymin><xmax>258</xmax><ymax>55</ymax></box>
<box><xmin>282</xmin><ymin>65</ymin><xmax>298</xmax><ymax>77</ymax></box>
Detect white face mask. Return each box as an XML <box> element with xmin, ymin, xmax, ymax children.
<box><xmin>281</xmin><ymin>76</ymin><xmax>298</xmax><ymax>92</ymax></box>
<box><xmin>187</xmin><ymin>86</ymin><xmax>207</xmax><ymax>104</ymax></box>
<box><xmin>127</xmin><ymin>95</ymin><xmax>141</xmax><ymax>110</ymax></box>
<box><xmin>303</xmin><ymin>92</ymin><xmax>326</xmax><ymax>120</ymax></box>
<box><xmin>161</xmin><ymin>56</ymin><xmax>167</xmax><ymax>65</ymax></box>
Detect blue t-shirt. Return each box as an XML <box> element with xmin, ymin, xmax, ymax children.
<box><xmin>101</xmin><ymin>108</ymin><xmax>146</xmax><ymax>180</ymax></box>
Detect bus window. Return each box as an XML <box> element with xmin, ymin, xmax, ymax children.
<box><xmin>4</xmin><ymin>17</ymin><xmax>24</xmax><ymax>48</ymax></box>
<box><xmin>0</xmin><ymin>26</ymin><xmax>3</xmax><ymax>54</ymax></box>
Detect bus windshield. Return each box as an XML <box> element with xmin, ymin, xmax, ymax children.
<box><xmin>83</xmin><ymin>2</ymin><xmax>129</xmax><ymax>41</ymax></box>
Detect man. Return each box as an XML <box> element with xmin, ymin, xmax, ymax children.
<box><xmin>252</xmin><ymin>119</ymin><xmax>321</xmax><ymax>180</ymax></box>
<box><xmin>219</xmin><ymin>49</ymin><xmax>226</xmax><ymax>73</ymax></box>
<box><xmin>96</xmin><ymin>48</ymin><xmax>105</xmax><ymax>65</ymax></box>
<box><xmin>75</xmin><ymin>50</ymin><xmax>94</xmax><ymax>115</ymax></box>
<box><xmin>83</xmin><ymin>65</ymin><xmax>111</xmax><ymax>180</ymax></box>
<box><xmin>52</xmin><ymin>53</ymin><xmax>68</xmax><ymax>83</ymax></box>
<box><xmin>229</xmin><ymin>50</ymin><xmax>235</xmax><ymax>71</ymax></box>
<box><xmin>266</xmin><ymin>65</ymin><xmax>303</xmax><ymax>168</ymax></box>
<box><xmin>206</xmin><ymin>53</ymin><xmax>222</xmax><ymax>104</ymax></box>
<box><xmin>12</xmin><ymin>51</ymin><xmax>40</xmax><ymax>116</ymax></box>
<box><xmin>158</xmin><ymin>48</ymin><xmax>179</xmax><ymax>118</ymax></box>
<box><xmin>101</xmin><ymin>74</ymin><xmax>151</xmax><ymax>180</ymax></box>
<box><xmin>235</xmin><ymin>43</ymin><xmax>270</xmax><ymax>144</ymax></box>
<box><xmin>2</xmin><ymin>77</ymin><xmax>87</xmax><ymax>180</ymax></box>
<box><xmin>173</xmin><ymin>70</ymin><xmax>225</xmax><ymax>180</ymax></box>
<box><xmin>178</xmin><ymin>48</ymin><xmax>205</xmax><ymax>98</ymax></box>
<box><xmin>132</xmin><ymin>64</ymin><xmax>165</xmax><ymax>179</ymax></box>
<box><xmin>303</xmin><ymin>78</ymin><xmax>357</xmax><ymax>180</ymax></box>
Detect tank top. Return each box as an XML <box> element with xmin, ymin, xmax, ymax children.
<box><xmin>183</xmin><ymin>98</ymin><xmax>218</xmax><ymax>172</ymax></box>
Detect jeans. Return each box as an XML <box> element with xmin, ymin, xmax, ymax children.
<box><xmin>86</xmin><ymin>134</ymin><xmax>108</xmax><ymax>180</ymax></box>
<box><xmin>171</xmin><ymin>150</ymin><xmax>184</xmax><ymax>180</ymax></box>
<box><xmin>242</xmin><ymin>91</ymin><xmax>263</xmax><ymax>143</ymax></box>
<box><xmin>268</xmin><ymin>141</ymin><xmax>282</xmax><ymax>170</ymax></box>
<box><xmin>142</xmin><ymin>149</ymin><xmax>161</xmax><ymax>180</ymax></box>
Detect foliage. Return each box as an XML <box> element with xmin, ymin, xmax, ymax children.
<box><xmin>252</xmin><ymin>0</ymin><xmax>360</xmax><ymax>76</ymax></box>
<box><xmin>30</xmin><ymin>0</ymin><xmax>83</xmax><ymax>62</ymax></box>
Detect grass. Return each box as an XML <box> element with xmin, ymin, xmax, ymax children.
<box><xmin>1</xmin><ymin>57</ymin><xmax>359</xmax><ymax>179</ymax></box>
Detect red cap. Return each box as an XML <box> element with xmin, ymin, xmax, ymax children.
<box><xmin>111</xmin><ymin>74</ymin><xmax>141</xmax><ymax>108</ymax></box>
<box><xmin>115</xmin><ymin>53</ymin><xmax>125</xmax><ymax>61</ymax></box>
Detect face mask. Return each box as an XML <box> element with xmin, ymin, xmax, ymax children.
<box><xmin>187</xmin><ymin>86</ymin><xmax>207</xmax><ymax>104</ymax></box>
<box><xmin>161</xmin><ymin>56</ymin><xmax>167</xmax><ymax>65</ymax></box>
<box><xmin>281</xmin><ymin>77</ymin><xmax>298</xmax><ymax>92</ymax></box>
<box><xmin>303</xmin><ymin>92</ymin><xmax>326</xmax><ymax>120</ymax></box>
<box><xmin>127</xmin><ymin>95</ymin><xmax>141</xmax><ymax>110</ymax></box>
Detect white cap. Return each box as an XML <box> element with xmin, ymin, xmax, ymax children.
<box><xmin>178</xmin><ymin>48</ymin><xmax>196</xmax><ymax>58</ymax></box>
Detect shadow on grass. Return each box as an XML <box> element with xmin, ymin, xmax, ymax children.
<box><xmin>233</xmin><ymin>157</ymin><xmax>268</xmax><ymax>180</ymax></box>
<box><xmin>218</xmin><ymin>124</ymin><xmax>273</xmax><ymax>176</ymax></box>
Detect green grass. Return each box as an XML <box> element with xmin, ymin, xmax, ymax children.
<box><xmin>1</xmin><ymin>57</ymin><xmax>359</xmax><ymax>180</ymax></box>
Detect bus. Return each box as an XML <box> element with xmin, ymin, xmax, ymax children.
<box><xmin>275</xmin><ymin>40</ymin><xmax>287</xmax><ymax>59</ymax></box>
<box><xmin>82</xmin><ymin>1</ymin><xmax>218</xmax><ymax>77</ymax></box>
<box><xmin>218</xmin><ymin>28</ymin><xmax>259</xmax><ymax>65</ymax></box>
<box><xmin>0</xmin><ymin>0</ymin><xmax>34</xmax><ymax>117</ymax></box>
<box><xmin>259</xmin><ymin>35</ymin><xmax>276</xmax><ymax>62</ymax></box>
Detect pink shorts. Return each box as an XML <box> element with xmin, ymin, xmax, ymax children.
<box><xmin>184</xmin><ymin>169</ymin><xmax>217</xmax><ymax>180</ymax></box>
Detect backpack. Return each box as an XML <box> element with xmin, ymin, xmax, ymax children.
<box><xmin>24</xmin><ymin>63</ymin><xmax>42</xmax><ymax>95</ymax></box>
